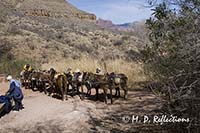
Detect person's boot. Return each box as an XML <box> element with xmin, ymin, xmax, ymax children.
<box><xmin>19</xmin><ymin>102</ymin><xmax>24</xmax><ymax>110</ymax></box>
<box><xmin>13</xmin><ymin>101</ymin><xmax>20</xmax><ymax>111</ymax></box>
<box><xmin>13</xmin><ymin>106</ymin><xmax>19</xmax><ymax>111</ymax></box>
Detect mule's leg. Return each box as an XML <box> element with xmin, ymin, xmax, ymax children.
<box><xmin>48</xmin><ymin>89</ymin><xmax>51</xmax><ymax>96</ymax></box>
<box><xmin>65</xmin><ymin>81</ymin><xmax>69</xmax><ymax>100</ymax></box>
<box><xmin>63</xmin><ymin>87</ymin><xmax>67</xmax><ymax>101</ymax></box>
<box><xmin>24</xmin><ymin>80</ymin><xmax>26</xmax><ymax>89</ymax></box>
<box><xmin>68</xmin><ymin>83</ymin><xmax>72</xmax><ymax>93</ymax></box>
<box><xmin>27</xmin><ymin>80</ymin><xmax>31</xmax><ymax>89</ymax></box>
<box><xmin>96</xmin><ymin>88</ymin><xmax>99</xmax><ymax>101</ymax></box>
<box><xmin>26</xmin><ymin>80</ymin><xmax>29</xmax><ymax>89</ymax></box>
<box><xmin>80</xmin><ymin>84</ymin><xmax>84</xmax><ymax>100</ymax></box>
<box><xmin>47</xmin><ymin>85</ymin><xmax>52</xmax><ymax>96</ymax></box>
<box><xmin>114</xmin><ymin>87</ymin><xmax>118</xmax><ymax>97</ymax></box>
<box><xmin>115</xmin><ymin>87</ymin><xmax>120</xmax><ymax>98</ymax></box>
<box><xmin>31</xmin><ymin>80</ymin><xmax>36</xmax><ymax>91</ymax></box>
<box><xmin>86</xmin><ymin>84</ymin><xmax>91</xmax><ymax>97</ymax></box>
<box><xmin>72</xmin><ymin>85</ymin><xmax>76</xmax><ymax>97</ymax></box>
<box><xmin>110</xmin><ymin>87</ymin><xmax>113</xmax><ymax>104</ymax></box>
<box><xmin>67</xmin><ymin>84</ymin><xmax>70</xmax><ymax>92</ymax></box>
<box><xmin>86</xmin><ymin>88</ymin><xmax>90</xmax><ymax>97</ymax></box>
<box><xmin>43</xmin><ymin>83</ymin><xmax>47</xmax><ymax>95</ymax></box>
<box><xmin>61</xmin><ymin>80</ymin><xmax>65</xmax><ymax>101</ymax></box>
<box><xmin>89</xmin><ymin>89</ymin><xmax>92</xmax><ymax>95</ymax></box>
<box><xmin>38</xmin><ymin>81</ymin><xmax>43</xmax><ymax>92</ymax></box>
<box><xmin>29</xmin><ymin>80</ymin><xmax>32</xmax><ymax>89</ymax></box>
<box><xmin>124</xmin><ymin>85</ymin><xmax>128</xmax><ymax>99</ymax></box>
<box><xmin>49</xmin><ymin>85</ymin><xmax>55</xmax><ymax>97</ymax></box>
<box><xmin>65</xmin><ymin>92</ymin><xmax>68</xmax><ymax>100</ymax></box>
<box><xmin>118</xmin><ymin>87</ymin><xmax>121</xmax><ymax>98</ymax></box>
<box><xmin>77</xmin><ymin>83</ymin><xmax>80</xmax><ymax>94</ymax></box>
<box><xmin>25</xmin><ymin>80</ymin><xmax>28</xmax><ymax>89</ymax></box>
<box><xmin>65</xmin><ymin>91</ymin><xmax>68</xmax><ymax>100</ymax></box>
<box><xmin>51</xmin><ymin>85</ymin><xmax>56</xmax><ymax>97</ymax></box>
<box><xmin>103</xmin><ymin>88</ymin><xmax>108</xmax><ymax>104</ymax></box>
<box><xmin>30</xmin><ymin>80</ymin><xmax>33</xmax><ymax>90</ymax></box>
<box><xmin>61</xmin><ymin>88</ymin><xmax>65</xmax><ymax>101</ymax></box>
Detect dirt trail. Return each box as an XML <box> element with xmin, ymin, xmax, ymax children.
<box><xmin>0</xmin><ymin>82</ymin><xmax>166</xmax><ymax>133</ymax></box>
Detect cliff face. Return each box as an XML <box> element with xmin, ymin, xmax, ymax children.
<box><xmin>7</xmin><ymin>0</ymin><xmax>96</xmax><ymax>20</ymax></box>
<box><xmin>13</xmin><ymin>9</ymin><xmax>96</xmax><ymax>20</ymax></box>
<box><xmin>96</xmin><ymin>19</ymin><xmax>115</xmax><ymax>28</ymax></box>
<box><xmin>96</xmin><ymin>18</ymin><xmax>136</xmax><ymax>32</ymax></box>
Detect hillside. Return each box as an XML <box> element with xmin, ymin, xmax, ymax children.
<box><xmin>0</xmin><ymin>0</ymin><xmax>146</xmax><ymax>82</ymax></box>
<box><xmin>97</xmin><ymin>19</ymin><xmax>149</xmax><ymax>43</ymax></box>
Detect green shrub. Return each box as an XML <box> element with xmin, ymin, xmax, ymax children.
<box><xmin>0</xmin><ymin>56</ymin><xmax>37</xmax><ymax>78</ymax></box>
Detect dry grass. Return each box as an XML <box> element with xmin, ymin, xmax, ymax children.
<box><xmin>42</xmin><ymin>56</ymin><xmax>147</xmax><ymax>86</ymax></box>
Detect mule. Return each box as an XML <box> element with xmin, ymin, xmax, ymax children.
<box><xmin>30</xmin><ymin>70</ymin><xmax>52</xmax><ymax>94</ymax></box>
<box><xmin>71</xmin><ymin>72</ymin><xmax>84</xmax><ymax>98</ymax></box>
<box><xmin>48</xmin><ymin>68</ymin><xmax>68</xmax><ymax>101</ymax></box>
<box><xmin>20</xmin><ymin>70</ymin><xmax>32</xmax><ymax>89</ymax></box>
<box><xmin>108</xmin><ymin>72</ymin><xmax>128</xmax><ymax>99</ymax></box>
<box><xmin>82</xmin><ymin>72</ymin><xmax>113</xmax><ymax>104</ymax></box>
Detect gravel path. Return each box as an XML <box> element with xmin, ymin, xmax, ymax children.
<box><xmin>0</xmin><ymin>82</ymin><xmax>166</xmax><ymax>133</ymax></box>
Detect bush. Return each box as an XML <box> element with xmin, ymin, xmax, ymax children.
<box><xmin>113</xmin><ymin>40</ymin><xmax>123</xmax><ymax>46</ymax></box>
<box><xmin>27</xmin><ymin>43</ymin><xmax>35</xmax><ymax>50</ymax></box>
<box><xmin>0</xmin><ymin>56</ymin><xmax>37</xmax><ymax>78</ymax></box>
<box><xmin>0</xmin><ymin>4</ymin><xmax>8</xmax><ymax>23</ymax></box>
<box><xmin>76</xmin><ymin>44</ymin><xmax>92</xmax><ymax>54</ymax></box>
<box><xmin>0</xmin><ymin>40</ymin><xmax>12</xmax><ymax>58</ymax></box>
<box><xmin>7</xmin><ymin>25</ymin><xmax>21</xmax><ymax>35</ymax></box>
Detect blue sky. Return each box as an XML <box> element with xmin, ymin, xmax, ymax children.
<box><xmin>67</xmin><ymin>0</ymin><xmax>153</xmax><ymax>24</ymax></box>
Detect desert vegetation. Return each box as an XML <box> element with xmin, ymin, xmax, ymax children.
<box><xmin>142</xmin><ymin>0</ymin><xmax>200</xmax><ymax>131</ymax></box>
<box><xmin>0</xmin><ymin>0</ymin><xmax>142</xmax><ymax>83</ymax></box>
<box><xmin>42</xmin><ymin>56</ymin><xmax>146</xmax><ymax>86</ymax></box>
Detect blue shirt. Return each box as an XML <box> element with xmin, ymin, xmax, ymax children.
<box><xmin>8</xmin><ymin>79</ymin><xmax>23</xmax><ymax>100</ymax></box>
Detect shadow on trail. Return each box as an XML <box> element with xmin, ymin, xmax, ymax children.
<box><xmin>86</xmin><ymin>80</ymin><xmax>194</xmax><ymax>133</ymax></box>
<box><xmin>86</xmin><ymin>93</ymin><xmax>107</xmax><ymax>103</ymax></box>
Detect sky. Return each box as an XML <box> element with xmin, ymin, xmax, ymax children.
<box><xmin>67</xmin><ymin>0</ymin><xmax>154</xmax><ymax>24</ymax></box>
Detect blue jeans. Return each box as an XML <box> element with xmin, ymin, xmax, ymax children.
<box><xmin>13</xmin><ymin>98</ymin><xmax>23</xmax><ymax>111</ymax></box>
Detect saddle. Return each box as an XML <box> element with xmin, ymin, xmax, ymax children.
<box><xmin>54</xmin><ymin>73</ymin><xmax>65</xmax><ymax>79</ymax></box>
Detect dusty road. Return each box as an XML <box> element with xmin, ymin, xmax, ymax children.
<box><xmin>0</xmin><ymin>82</ymin><xmax>166</xmax><ymax>133</ymax></box>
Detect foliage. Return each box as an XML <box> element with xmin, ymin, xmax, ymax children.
<box><xmin>144</xmin><ymin>0</ymin><xmax>200</xmax><ymax>81</ymax></box>
<box><xmin>143</xmin><ymin>0</ymin><xmax>200</xmax><ymax>131</ymax></box>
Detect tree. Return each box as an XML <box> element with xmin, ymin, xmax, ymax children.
<box><xmin>143</xmin><ymin>0</ymin><xmax>200</xmax><ymax>131</ymax></box>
